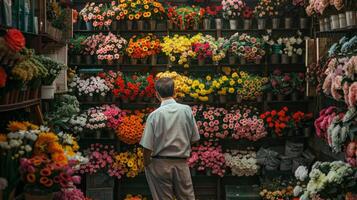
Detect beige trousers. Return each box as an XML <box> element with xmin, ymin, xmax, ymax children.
<box><xmin>145</xmin><ymin>159</ymin><xmax>195</xmax><ymax>200</ymax></box>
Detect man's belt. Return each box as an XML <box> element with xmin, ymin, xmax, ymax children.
<box><xmin>152</xmin><ymin>155</ymin><xmax>187</xmax><ymax>160</ymax></box>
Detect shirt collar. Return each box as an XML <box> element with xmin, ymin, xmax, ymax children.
<box><xmin>160</xmin><ymin>98</ymin><xmax>176</xmax><ymax>107</ymax></box>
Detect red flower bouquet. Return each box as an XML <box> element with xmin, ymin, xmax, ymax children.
<box><xmin>203</xmin><ymin>4</ymin><xmax>223</xmax><ymax>19</ymax></box>
<box><xmin>167</xmin><ymin>5</ymin><xmax>205</xmax><ymax>30</ymax></box>
<box><xmin>291</xmin><ymin>111</ymin><xmax>313</xmax><ymax>129</ymax></box>
<box><xmin>260</xmin><ymin>107</ymin><xmax>291</xmax><ymax>136</ymax></box>
<box><xmin>4</xmin><ymin>28</ymin><xmax>25</xmax><ymax>53</ymax></box>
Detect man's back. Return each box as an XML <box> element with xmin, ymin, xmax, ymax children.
<box><xmin>141</xmin><ymin>99</ymin><xmax>200</xmax><ymax>158</ymax></box>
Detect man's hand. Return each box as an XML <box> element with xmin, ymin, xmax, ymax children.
<box><xmin>143</xmin><ymin>148</ymin><xmax>152</xmax><ymax>167</ymax></box>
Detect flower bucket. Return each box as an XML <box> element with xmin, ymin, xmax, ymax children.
<box><xmin>240</xmin><ymin>58</ymin><xmax>246</xmax><ymax>64</ymax></box>
<box><xmin>127</xmin><ymin>20</ymin><xmax>133</xmax><ymax>30</ymax></box>
<box><xmin>203</xmin><ymin>18</ymin><xmax>211</xmax><ymax>30</ymax></box>
<box><xmin>219</xmin><ymin>95</ymin><xmax>227</xmax><ymax>104</ymax></box>
<box><xmin>85</xmin><ymin>55</ymin><xmax>93</xmax><ymax>64</ymax></box>
<box><xmin>131</xmin><ymin>58</ymin><xmax>138</xmax><ymax>65</ymax></box>
<box><xmin>281</xmin><ymin>54</ymin><xmax>289</xmax><ymax>64</ymax></box>
<box><xmin>257</xmin><ymin>18</ymin><xmax>266</xmax><ymax>30</ymax></box>
<box><xmin>284</xmin><ymin>18</ymin><xmax>292</xmax><ymax>29</ymax></box>
<box><xmin>4</xmin><ymin>0</ymin><xmax>12</xmax><ymax>26</ymax></box>
<box><xmin>193</xmin><ymin>22</ymin><xmax>199</xmax><ymax>30</ymax></box>
<box><xmin>243</xmin><ymin>19</ymin><xmax>252</xmax><ymax>30</ymax></box>
<box><xmin>229</xmin><ymin>19</ymin><xmax>237</xmax><ymax>30</ymax></box>
<box><xmin>229</xmin><ymin>56</ymin><xmax>236</xmax><ymax>65</ymax></box>
<box><xmin>330</xmin><ymin>15</ymin><xmax>340</xmax><ymax>30</ymax></box>
<box><xmin>291</xmin><ymin>92</ymin><xmax>298</xmax><ymax>101</ymax></box>
<box><xmin>300</xmin><ymin>18</ymin><xmax>308</xmax><ymax>29</ymax></box>
<box><xmin>167</xmin><ymin>20</ymin><xmax>174</xmax><ymax>30</ymax></box>
<box><xmin>266</xmin><ymin>93</ymin><xmax>273</xmax><ymax>101</ymax></box>
<box><xmin>215</xmin><ymin>18</ymin><xmax>222</xmax><ymax>30</ymax></box>
<box><xmin>303</xmin><ymin>127</ymin><xmax>311</xmax><ymax>137</ymax></box>
<box><xmin>256</xmin><ymin>95</ymin><xmax>263</xmax><ymax>102</ymax></box>
<box><xmin>324</xmin><ymin>17</ymin><xmax>331</xmax><ymax>31</ymax></box>
<box><xmin>339</xmin><ymin>13</ymin><xmax>347</xmax><ymax>28</ymax></box>
<box><xmin>86</xmin><ymin>95</ymin><xmax>94</xmax><ymax>102</ymax></box>
<box><xmin>277</xmin><ymin>94</ymin><xmax>285</xmax><ymax>101</ymax></box>
<box><xmin>137</xmin><ymin>20</ymin><xmax>144</xmax><ymax>30</ymax></box>
<box><xmin>346</xmin><ymin>11</ymin><xmax>356</xmax><ymax>26</ymax></box>
<box><xmin>291</xmin><ymin>54</ymin><xmax>299</xmax><ymax>64</ymax></box>
<box><xmin>198</xmin><ymin>59</ymin><xmax>205</xmax><ymax>66</ymax></box>
<box><xmin>74</xmin><ymin>55</ymin><xmax>81</xmax><ymax>64</ymax></box>
<box><xmin>236</xmin><ymin>94</ymin><xmax>242</xmax><ymax>103</ymax></box>
<box><xmin>85</xmin><ymin>22</ymin><xmax>93</xmax><ymax>31</ymax></box>
<box><xmin>111</xmin><ymin>21</ymin><xmax>117</xmax><ymax>30</ymax></box>
<box><xmin>271</xmin><ymin>54</ymin><xmax>280</xmax><ymax>64</ymax></box>
<box><xmin>319</xmin><ymin>18</ymin><xmax>325</xmax><ymax>31</ymax></box>
<box><xmin>149</xmin><ymin>19</ymin><xmax>156</xmax><ymax>30</ymax></box>
<box><xmin>151</xmin><ymin>54</ymin><xmax>157</xmax><ymax>65</ymax></box>
<box><xmin>272</xmin><ymin>18</ymin><xmax>280</xmax><ymax>29</ymax></box>
<box><xmin>95</xmin><ymin>130</ymin><xmax>101</xmax><ymax>139</ymax></box>
<box><xmin>25</xmin><ymin>193</ymin><xmax>53</xmax><ymax>200</ymax></box>
<box><xmin>141</xmin><ymin>57</ymin><xmax>148</xmax><ymax>64</ymax></box>
<box><xmin>41</xmin><ymin>85</ymin><xmax>55</xmax><ymax>99</ymax></box>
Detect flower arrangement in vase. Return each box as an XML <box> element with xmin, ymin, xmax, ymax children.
<box><xmin>242</xmin><ymin>6</ymin><xmax>254</xmax><ymax>29</ymax></box>
<box><xmin>118</xmin><ymin>0</ymin><xmax>166</xmax><ymax>30</ymax></box>
<box><xmin>221</xmin><ymin>0</ymin><xmax>246</xmax><ymax>29</ymax></box>
<box><xmin>161</xmin><ymin>34</ymin><xmax>201</xmax><ymax>68</ymax></box>
<box><xmin>69</xmin><ymin>36</ymin><xmax>86</xmax><ymax>64</ymax></box>
<box><xmin>114</xmin><ymin>147</ymin><xmax>144</xmax><ymax>178</ymax></box>
<box><xmin>188</xmin><ymin>142</ymin><xmax>226</xmax><ymax>176</ymax></box>
<box><xmin>167</xmin><ymin>5</ymin><xmax>205</xmax><ymax>30</ymax></box>
<box><xmin>185</xmin><ymin>77</ymin><xmax>214</xmax><ymax>102</ymax></box>
<box><xmin>305</xmin><ymin>0</ymin><xmax>344</xmax><ymax>16</ymax></box>
<box><xmin>266</xmin><ymin>69</ymin><xmax>293</xmax><ymax>101</ymax></box>
<box><xmin>260</xmin><ymin>107</ymin><xmax>291</xmax><ymax>137</ymax></box>
<box><xmin>192</xmin><ymin>35</ymin><xmax>227</xmax><ymax>65</ymax></box>
<box><xmin>253</xmin><ymin>0</ymin><xmax>282</xmax><ymax>30</ymax></box>
<box><xmin>68</xmin><ymin>75</ymin><xmax>110</xmax><ymax>102</ymax></box>
<box><xmin>224</xmin><ymin>149</ymin><xmax>259</xmax><ymax>176</ymax></box>
<box><xmin>126</xmin><ymin>34</ymin><xmax>161</xmax><ymax>64</ymax></box>
<box><xmin>232</xmin><ymin>71</ymin><xmax>268</xmax><ymax>101</ymax></box>
<box><xmin>96</xmin><ymin>33</ymin><xmax>127</xmax><ymax>64</ymax></box>
<box><xmin>82</xmin><ymin>33</ymin><xmax>106</xmax><ymax>64</ymax></box>
<box><xmin>225</xmin><ymin>33</ymin><xmax>266</xmax><ymax>64</ymax></box>
<box><xmin>79</xmin><ymin>2</ymin><xmax>115</xmax><ymax>30</ymax></box>
<box><xmin>116</xmin><ymin>110</ymin><xmax>145</xmax><ymax>144</ymax></box>
<box><xmin>202</xmin><ymin>4</ymin><xmax>223</xmax><ymax>30</ymax></box>
<box><xmin>281</xmin><ymin>34</ymin><xmax>305</xmax><ymax>64</ymax></box>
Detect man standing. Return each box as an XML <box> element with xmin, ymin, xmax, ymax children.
<box><xmin>140</xmin><ymin>77</ymin><xmax>200</xmax><ymax>200</ymax></box>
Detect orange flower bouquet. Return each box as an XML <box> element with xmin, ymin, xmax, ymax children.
<box><xmin>116</xmin><ymin>112</ymin><xmax>144</xmax><ymax>144</ymax></box>
<box><xmin>19</xmin><ymin>155</ymin><xmax>81</xmax><ymax>194</ymax></box>
<box><xmin>126</xmin><ymin>34</ymin><xmax>161</xmax><ymax>63</ymax></box>
<box><xmin>34</xmin><ymin>132</ymin><xmax>68</xmax><ymax>165</ymax></box>
<box><xmin>124</xmin><ymin>194</ymin><xmax>147</xmax><ymax>200</ymax></box>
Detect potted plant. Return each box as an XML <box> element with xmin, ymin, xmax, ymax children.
<box><xmin>242</xmin><ymin>6</ymin><xmax>254</xmax><ymax>30</ymax></box>
<box><xmin>126</xmin><ymin>34</ymin><xmax>161</xmax><ymax>65</ymax></box>
<box><xmin>345</xmin><ymin>0</ymin><xmax>357</xmax><ymax>27</ymax></box>
<box><xmin>254</xmin><ymin>0</ymin><xmax>278</xmax><ymax>30</ymax></box>
<box><xmin>167</xmin><ymin>5</ymin><xmax>205</xmax><ymax>30</ymax></box>
<box><xmin>68</xmin><ymin>36</ymin><xmax>85</xmax><ymax>64</ymax></box>
<box><xmin>202</xmin><ymin>4</ymin><xmax>222</xmax><ymax>30</ymax></box>
<box><xmin>36</xmin><ymin>56</ymin><xmax>66</xmax><ymax>99</ymax></box>
<box><xmin>222</xmin><ymin>0</ymin><xmax>246</xmax><ymax>30</ymax></box>
<box><xmin>96</xmin><ymin>33</ymin><xmax>127</xmax><ymax>65</ymax></box>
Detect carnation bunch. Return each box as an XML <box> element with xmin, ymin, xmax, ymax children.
<box><xmin>253</xmin><ymin>0</ymin><xmax>282</xmax><ymax>18</ymax></box>
<box><xmin>79</xmin><ymin>144</ymin><xmax>125</xmax><ymax>179</ymax></box>
<box><xmin>260</xmin><ymin>107</ymin><xmax>291</xmax><ymax>136</ymax></box>
<box><xmin>101</xmin><ymin>104</ymin><xmax>126</xmax><ymax>130</ymax></box>
<box><xmin>224</xmin><ymin>149</ymin><xmax>259</xmax><ymax>176</ymax></box>
<box><xmin>79</xmin><ymin>2</ymin><xmax>115</xmax><ymax>29</ymax></box>
<box><xmin>82</xmin><ymin>33</ymin><xmax>106</xmax><ymax>56</ymax></box>
<box><xmin>68</xmin><ymin>75</ymin><xmax>110</xmax><ymax>98</ymax></box>
<box><xmin>96</xmin><ymin>33</ymin><xmax>127</xmax><ymax>63</ymax></box>
<box><xmin>188</xmin><ymin>142</ymin><xmax>226</xmax><ymax>177</ymax></box>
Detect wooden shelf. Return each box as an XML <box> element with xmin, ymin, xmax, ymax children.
<box><xmin>0</xmin><ymin>99</ymin><xmax>41</xmax><ymax>112</ymax></box>
<box><xmin>315</xmin><ymin>26</ymin><xmax>357</xmax><ymax>37</ymax></box>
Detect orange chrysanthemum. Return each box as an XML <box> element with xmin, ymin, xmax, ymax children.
<box><xmin>7</xmin><ymin>121</ymin><xmax>28</xmax><ymax>132</ymax></box>
<box><xmin>0</xmin><ymin>134</ymin><xmax>7</xmax><ymax>142</ymax></box>
<box><xmin>116</xmin><ymin>114</ymin><xmax>144</xmax><ymax>144</ymax></box>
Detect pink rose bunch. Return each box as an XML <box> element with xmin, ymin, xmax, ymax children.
<box><xmin>101</xmin><ymin>104</ymin><xmax>127</xmax><ymax>130</ymax></box>
<box><xmin>346</xmin><ymin>141</ymin><xmax>357</xmax><ymax>167</ymax></box>
<box><xmin>188</xmin><ymin>142</ymin><xmax>226</xmax><ymax>177</ymax></box>
<box><xmin>96</xmin><ymin>33</ymin><xmax>127</xmax><ymax>62</ymax></box>
<box><xmin>221</xmin><ymin>0</ymin><xmax>246</xmax><ymax>19</ymax></box>
<box><xmin>314</xmin><ymin>106</ymin><xmax>338</xmax><ymax>139</ymax></box>
<box><xmin>54</xmin><ymin>188</ymin><xmax>89</xmax><ymax>200</ymax></box>
<box><xmin>305</xmin><ymin>0</ymin><xmax>344</xmax><ymax>16</ymax></box>
<box><xmin>192</xmin><ymin>105</ymin><xmax>267</xmax><ymax>141</ymax></box>
<box><xmin>79</xmin><ymin>144</ymin><xmax>125</xmax><ymax>179</ymax></box>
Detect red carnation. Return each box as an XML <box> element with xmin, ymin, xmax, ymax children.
<box><xmin>4</xmin><ymin>29</ymin><xmax>26</xmax><ymax>53</ymax></box>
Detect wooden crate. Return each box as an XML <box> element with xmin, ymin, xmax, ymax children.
<box><xmin>225</xmin><ymin>185</ymin><xmax>260</xmax><ymax>200</ymax></box>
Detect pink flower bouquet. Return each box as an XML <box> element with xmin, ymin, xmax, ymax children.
<box><xmin>96</xmin><ymin>33</ymin><xmax>127</xmax><ymax>64</ymax></box>
<box><xmin>226</xmin><ymin>33</ymin><xmax>266</xmax><ymax>62</ymax></box>
<box><xmin>188</xmin><ymin>142</ymin><xmax>226</xmax><ymax>177</ymax></box>
<box><xmin>221</xmin><ymin>0</ymin><xmax>246</xmax><ymax>19</ymax></box>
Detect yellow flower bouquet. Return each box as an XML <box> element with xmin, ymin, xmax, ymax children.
<box><xmin>161</xmin><ymin>34</ymin><xmax>201</xmax><ymax>68</ymax></box>
<box><xmin>114</xmin><ymin>147</ymin><xmax>144</xmax><ymax>178</ymax></box>
<box><xmin>118</xmin><ymin>0</ymin><xmax>165</xmax><ymax>21</ymax></box>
